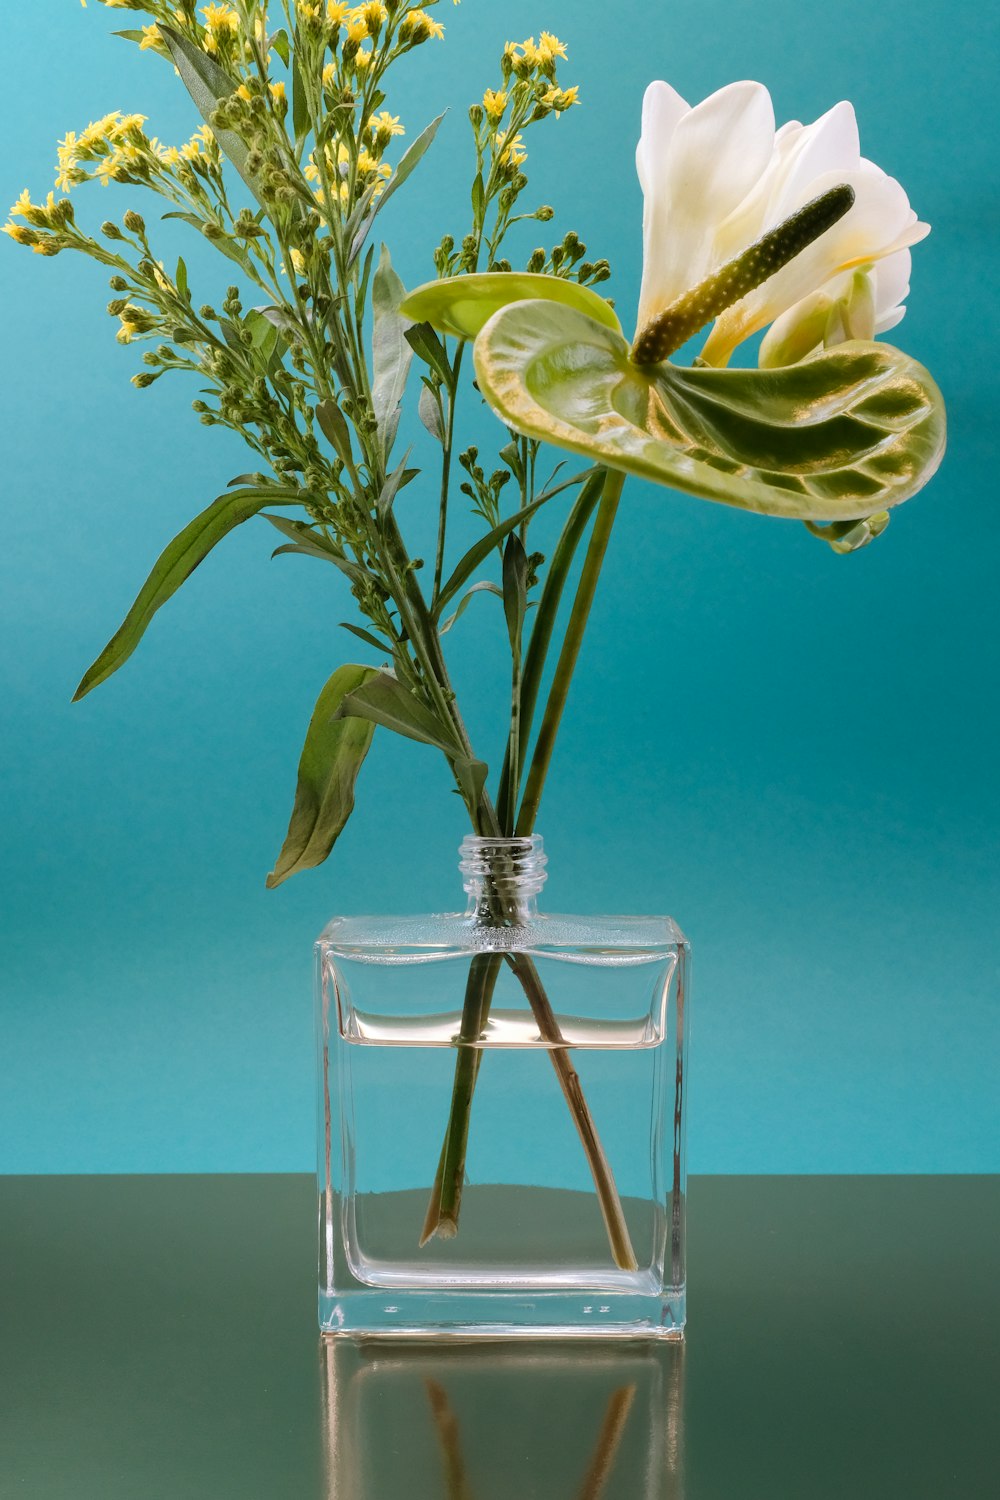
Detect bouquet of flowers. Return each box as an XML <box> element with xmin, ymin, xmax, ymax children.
<box><xmin>7</xmin><ymin>0</ymin><xmax>944</xmax><ymax>1268</ymax></box>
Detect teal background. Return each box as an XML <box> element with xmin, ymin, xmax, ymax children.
<box><xmin>1</xmin><ymin>0</ymin><xmax>996</xmax><ymax>1174</ymax></box>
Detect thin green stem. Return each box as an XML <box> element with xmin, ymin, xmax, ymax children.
<box><xmin>516</xmin><ymin>469</ymin><xmax>625</xmax><ymax>835</ymax></box>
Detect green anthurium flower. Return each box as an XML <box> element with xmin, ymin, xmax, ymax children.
<box><xmin>400</xmin><ymin>78</ymin><xmax>945</xmax><ymax>532</ymax></box>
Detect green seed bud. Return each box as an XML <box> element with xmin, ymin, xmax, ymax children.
<box><xmin>108</xmin><ymin>274</ymin><xmax>129</xmax><ymax>291</ymax></box>
<box><xmin>535</xmin><ymin>205</ymin><xmax>554</xmax><ymax>222</ymax></box>
<box><xmin>101</xmin><ymin>221</ymin><xmax>124</xmax><ymax>240</ymax></box>
<box><xmin>123</xmin><ymin>210</ymin><xmax>146</xmax><ymax>234</ymax></box>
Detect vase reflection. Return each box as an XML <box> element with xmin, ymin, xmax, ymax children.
<box><xmin>321</xmin><ymin>1338</ymin><xmax>684</xmax><ymax>1500</ymax></box>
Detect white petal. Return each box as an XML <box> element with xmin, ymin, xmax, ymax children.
<box><xmin>636</xmin><ymin>79</ymin><xmax>774</xmax><ymax>327</ymax></box>
<box><xmin>874</xmin><ymin>304</ymin><xmax>906</xmax><ymax>334</ymax></box>
<box><xmin>873</xmin><ymin>247</ymin><xmax>911</xmax><ymax>316</ymax></box>
<box><xmin>635</xmin><ymin>80</ymin><xmax>689</xmax><ymax>194</ymax></box>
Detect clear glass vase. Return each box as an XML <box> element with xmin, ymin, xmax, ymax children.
<box><xmin>315</xmin><ymin>835</ymin><xmax>689</xmax><ymax>1338</ymax></box>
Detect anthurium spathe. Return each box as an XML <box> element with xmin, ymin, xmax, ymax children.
<box><xmin>402</xmin><ymin>73</ymin><xmax>943</xmax><ymax>538</ymax></box>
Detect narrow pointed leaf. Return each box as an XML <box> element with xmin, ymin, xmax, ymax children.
<box><xmin>338</xmin><ymin>622</ymin><xmax>392</xmax><ymax>652</ymax></box>
<box><xmin>376</xmin><ymin>450</ymin><xmax>416</xmax><ymax>517</ymax></box>
<box><xmin>502</xmin><ymin>534</ymin><xmax>528</xmax><ymax>655</ymax></box>
<box><xmin>435</xmin><ymin>488</ymin><xmax>564</xmax><ymax>614</ymax></box>
<box><xmin>266</xmin><ymin>664</ymin><xmax>378</xmax><ymax>887</ymax></box>
<box><xmin>371</xmin><ymin>245</ymin><xmax>413</xmax><ymax>452</ymax></box>
<box><xmin>400</xmin><ymin>272</ymin><xmax>622</xmax><ymax>342</ymax></box>
<box><xmin>74</xmin><ymin>487</ymin><xmax>300</xmax><ymax>700</ymax></box>
<box><xmin>349</xmin><ymin>112</ymin><xmax>446</xmax><ymax>263</ymax></box>
<box><xmin>160</xmin><ymin>26</ymin><xmax>264</xmax><ymax>206</ymax></box>
<box><xmin>315</xmin><ymin>398</ymin><xmax>354</xmax><ymax>465</ymax></box>
<box><xmin>473</xmin><ymin>301</ymin><xmax>946</xmax><ymax>523</ymax></box>
<box><xmin>337</xmin><ymin>671</ymin><xmax>460</xmax><ymax>754</ymax></box>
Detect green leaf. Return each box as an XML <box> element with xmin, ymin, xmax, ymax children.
<box><xmin>162</xmin><ymin>210</ymin><xmax>247</xmax><ymax>267</ymax></box>
<box><xmin>175</xmin><ymin>256</ymin><xmax>189</xmax><ymax>300</ymax></box>
<box><xmin>337</xmin><ymin>670</ymin><xmax>461</xmax><ymax>754</ymax></box>
<box><xmin>400</xmin><ymin>272</ymin><xmax>622</xmax><ymax>342</ymax></box>
<box><xmin>371</xmin><ymin>244</ymin><xmax>413</xmax><ymax>453</ymax></box>
<box><xmin>291</xmin><ymin>54</ymin><xmax>310</xmax><ymax>143</ymax></box>
<box><xmin>376</xmin><ymin>450</ymin><xmax>416</xmax><ymax>518</ymax></box>
<box><xmin>454</xmin><ymin>755</ymin><xmax>489</xmax><ymax>810</ymax></box>
<box><xmin>271</xmin><ymin>29</ymin><xmax>291</xmax><ymax>67</ymax></box>
<box><xmin>418</xmin><ymin>380</ymin><xmax>445</xmax><ymax>443</ymax></box>
<box><xmin>435</xmin><ymin>487</ymin><xmax>564</xmax><ymax>614</ymax></box>
<box><xmin>338</xmin><ymin>622</ymin><xmax>392</xmax><ymax>652</ymax></box>
<box><xmin>74</xmin><ymin>487</ymin><xmax>300</xmax><ymax>700</ymax></box>
<box><xmin>315</xmin><ymin>398</ymin><xmax>354</xmax><ymax>466</ymax></box>
<box><xmin>502</xmin><ymin>534</ymin><xmax>528</xmax><ymax>656</ymax></box>
<box><xmin>349</xmin><ymin>112</ymin><xmax>446</xmax><ymax>264</ymax></box>
<box><xmin>405</xmin><ymin>321</ymin><xmax>452</xmax><ymax>385</ymax></box>
<box><xmin>439</xmin><ymin>579</ymin><xmax>503</xmax><ymax>636</ymax></box>
<box><xmin>160</xmin><ymin>25</ymin><xmax>265</xmax><ymax>207</ymax></box>
<box><xmin>473</xmin><ymin>301</ymin><xmax>947</xmax><ymax>522</ymax></box>
<box><xmin>266</xmin><ymin>664</ymin><xmax>378</xmax><ymax>888</ymax></box>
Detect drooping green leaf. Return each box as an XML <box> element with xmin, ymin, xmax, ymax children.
<box><xmin>435</xmin><ymin>487</ymin><xmax>565</xmax><ymax>615</ymax></box>
<box><xmin>337</xmin><ymin>670</ymin><xmax>460</xmax><ymax>753</ymax></box>
<box><xmin>439</xmin><ymin>579</ymin><xmax>503</xmax><ymax>635</ymax></box>
<box><xmin>160</xmin><ymin>26</ymin><xmax>264</xmax><ymax>207</ymax></box>
<box><xmin>266</xmin><ymin>664</ymin><xmax>378</xmax><ymax>888</ymax></box>
<box><xmin>400</xmin><ymin>273</ymin><xmax>622</xmax><ymax>342</ymax></box>
<box><xmin>349</xmin><ymin>112</ymin><xmax>446</xmax><ymax>264</ymax></box>
<box><xmin>161</xmin><ymin>210</ymin><xmax>247</xmax><ymax>267</ymax></box>
<box><xmin>262</xmin><ymin>513</ymin><xmax>343</xmax><ymax>564</ymax></box>
<box><xmin>74</xmin><ymin>487</ymin><xmax>300</xmax><ymax>700</ymax></box>
<box><xmin>473</xmin><ymin>301</ymin><xmax>947</xmax><ymax>523</ymax></box>
<box><xmin>371</xmin><ymin>244</ymin><xmax>413</xmax><ymax>453</ymax></box>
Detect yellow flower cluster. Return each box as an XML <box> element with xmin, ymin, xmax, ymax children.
<box><xmin>504</xmin><ymin>32</ymin><xmax>568</xmax><ymax>79</ymax></box>
<box><xmin>3</xmin><ymin>189</ymin><xmax>72</xmax><ymax>254</ymax></box>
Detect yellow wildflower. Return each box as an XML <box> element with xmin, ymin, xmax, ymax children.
<box><xmin>111</xmin><ymin>114</ymin><xmax>148</xmax><ymax>140</ymax></box>
<box><xmin>3</xmin><ymin>222</ymin><xmax>39</xmax><ymax>246</ymax></box>
<box><xmin>482</xmin><ymin>89</ymin><xmax>507</xmax><ymax>121</ymax></box>
<box><xmin>345</xmin><ymin>15</ymin><xmax>367</xmax><ymax>43</ymax></box>
<box><xmin>354</xmin><ymin>46</ymin><xmax>373</xmax><ymax>68</ymax></box>
<box><xmin>139</xmin><ymin>24</ymin><xmax>164</xmax><ymax>51</ymax></box>
<box><xmin>289</xmin><ymin>247</ymin><xmax>307</xmax><ymax>274</ymax></box>
<box><xmin>322</xmin><ymin>61</ymin><xmax>337</xmax><ymax>87</ymax></box>
<box><xmin>542</xmin><ymin>84</ymin><xmax>579</xmax><ymax>114</ymax></box>
<box><xmin>370</xmin><ymin>110</ymin><xmax>404</xmax><ymax>140</ymax></box>
<box><xmin>401</xmin><ymin>8</ymin><xmax>444</xmax><ymax>41</ymax></box>
<box><xmin>297</xmin><ymin>1</ymin><xmax>323</xmax><ymax>19</ymax></box>
<box><xmin>10</xmin><ymin>189</ymin><xmax>58</xmax><ymax>227</ymax></box>
<box><xmin>357</xmin><ymin>148</ymin><xmax>390</xmax><ymax>179</ymax></box>
<box><xmin>180</xmin><ymin>135</ymin><xmax>203</xmax><ymax>161</ymax></box>
<box><xmin>95</xmin><ymin>150</ymin><xmax>127</xmax><ymax>184</ymax></box>
<box><xmin>236</xmin><ymin>84</ymin><xmax>252</xmax><ymax>102</ymax></box>
<box><xmin>159</xmin><ymin>144</ymin><xmax>183</xmax><ymax>167</ymax></box>
<box><xmin>497</xmin><ymin>130</ymin><xmax>526</xmax><ymax>167</ymax></box>
<box><xmin>78</xmin><ymin>113</ymin><xmax>119</xmax><ymax>151</ymax></box>
<box><xmin>202</xmin><ymin>3</ymin><xmax>239</xmax><ymax>31</ymax></box>
<box><xmin>269</xmin><ymin>80</ymin><xmax>288</xmax><ymax>113</ymax></box>
<box><xmin>537</xmin><ymin>31</ymin><xmax>567</xmax><ymax>62</ymax></box>
<box><xmin>351</xmin><ymin>0</ymin><xmax>387</xmax><ymax>36</ymax></box>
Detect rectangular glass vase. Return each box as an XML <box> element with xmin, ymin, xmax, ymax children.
<box><xmin>315</xmin><ymin>837</ymin><xmax>689</xmax><ymax>1339</ymax></box>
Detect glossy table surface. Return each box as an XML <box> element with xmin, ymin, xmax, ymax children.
<box><xmin>1</xmin><ymin>1175</ymin><xmax>996</xmax><ymax>1498</ymax></box>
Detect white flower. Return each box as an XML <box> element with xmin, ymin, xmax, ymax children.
<box><xmin>635</xmin><ymin>79</ymin><xmax>929</xmax><ymax>366</ymax></box>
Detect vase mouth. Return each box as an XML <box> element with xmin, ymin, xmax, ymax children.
<box><xmin>459</xmin><ymin>834</ymin><xmax>547</xmax><ymax>903</ymax></box>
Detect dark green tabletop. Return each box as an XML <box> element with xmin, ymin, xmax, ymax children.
<box><xmin>1</xmin><ymin>1175</ymin><xmax>995</xmax><ymax>1497</ymax></box>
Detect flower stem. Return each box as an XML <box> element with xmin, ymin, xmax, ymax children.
<box><xmin>516</xmin><ymin>468</ymin><xmax>625</xmax><ymax>834</ymax></box>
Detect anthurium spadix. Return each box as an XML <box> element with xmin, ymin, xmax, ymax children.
<box><xmin>400</xmin><ymin>79</ymin><xmax>945</xmax><ymax>543</ymax></box>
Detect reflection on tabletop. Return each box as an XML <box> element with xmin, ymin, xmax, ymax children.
<box><xmin>321</xmin><ymin>1340</ymin><xmax>685</xmax><ymax>1500</ymax></box>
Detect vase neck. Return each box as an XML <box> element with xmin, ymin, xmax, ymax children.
<box><xmin>460</xmin><ymin>835</ymin><xmax>547</xmax><ymax>922</ymax></box>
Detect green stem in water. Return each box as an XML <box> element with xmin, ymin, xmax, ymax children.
<box><xmin>420</xmin><ymin>468</ymin><xmax>636</xmax><ymax>1267</ymax></box>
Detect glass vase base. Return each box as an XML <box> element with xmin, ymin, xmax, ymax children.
<box><xmin>320</xmin><ymin>1288</ymin><xmax>685</xmax><ymax>1341</ymax></box>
